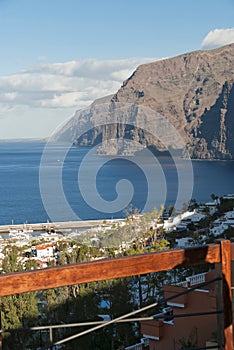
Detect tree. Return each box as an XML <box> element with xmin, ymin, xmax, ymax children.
<box><xmin>188</xmin><ymin>198</ymin><xmax>199</xmax><ymax>210</ymax></box>
<box><xmin>219</xmin><ymin>197</ymin><xmax>234</xmax><ymax>213</ymax></box>
<box><xmin>223</xmin><ymin>226</ymin><xmax>234</xmax><ymax>239</ymax></box>
<box><xmin>211</xmin><ymin>193</ymin><xmax>218</xmax><ymax>201</ymax></box>
<box><xmin>153</xmin><ymin>238</ymin><xmax>170</xmax><ymax>252</ymax></box>
<box><xmin>123</xmin><ymin>204</ymin><xmax>139</xmax><ymax>218</ymax></box>
<box><xmin>1</xmin><ymin>247</ymin><xmax>39</xmax><ymax>350</ymax></box>
<box><xmin>96</xmin><ymin>278</ymin><xmax>136</xmax><ymax>349</ymax></box>
<box><xmin>168</xmin><ymin>205</ymin><xmax>174</xmax><ymax>217</ymax></box>
<box><xmin>2</xmin><ymin>246</ymin><xmax>23</xmax><ymax>273</ymax></box>
<box><xmin>25</xmin><ymin>259</ymin><xmax>37</xmax><ymax>271</ymax></box>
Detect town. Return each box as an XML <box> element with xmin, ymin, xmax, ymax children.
<box><xmin>1</xmin><ymin>194</ymin><xmax>234</xmax><ymax>270</ymax></box>
<box><xmin>0</xmin><ymin>194</ymin><xmax>234</xmax><ymax>349</ymax></box>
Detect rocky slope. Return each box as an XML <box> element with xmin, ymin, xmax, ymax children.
<box><xmin>53</xmin><ymin>43</ymin><xmax>234</xmax><ymax>159</ymax></box>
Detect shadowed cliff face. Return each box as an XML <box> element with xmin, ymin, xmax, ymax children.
<box><xmin>53</xmin><ymin>43</ymin><xmax>234</xmax><ymax>159</ymax></box>
<box><xmin>187</xmin><ymin>81</ymin><xmax>234</xmax><ymax>159</ymax></box>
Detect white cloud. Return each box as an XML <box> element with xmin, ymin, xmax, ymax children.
<box><xmin>40</xmin><ymin>92</ymin><xmax>88</xmax><ymax>108</ymax></box>
<box><xmin>0</xmin><ymin>57</ymin><xmax>156</xmax><ymax>138</ymax></box>
<box><xmin>201</xmin><ymin>27</ymin><xmax>234</xmax><ymax>49</ymax></box>
<box><xmin>24</xmin><ymin>58</ymin><xmax>154</xmax><ymax>80</ymax></box>
<box><xmin>0</xmin><ymin>58</ymin><xmax>155</xmax><ymax>109</ymax></box>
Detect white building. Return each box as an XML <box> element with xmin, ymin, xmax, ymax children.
<box><xmin>225</xmin><ymin>210</ymin><xmax>234</xmax><ymax>220</ymax></box>
<box><xmin>210</xmin><ymin>210</ymin><xmax>234</xmax><ymax>237</ymax></box>
<box><xmin>223</xmin><ymin>194</ymin><xmax>234</xmax><ymax>200</ymax></box>
<box><xmin>35</xmin><ymin>243</ymin><xmax>55</xmax><ymax>259</ymax></box>
<box><xmin>175</xmin><ymin>237</ymin><xmax>194</xmax><ymax>248</ymax></box>
<box><xmin>210</xmin><ymin>223</ymin><xmax>229</xmax><ymax>237</ymax></box>
<box><xmin>204</xmin><ymin>201</ymin><xmax>218</xmax><ymax>215</ymax></box>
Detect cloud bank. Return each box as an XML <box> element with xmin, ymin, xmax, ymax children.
<box><xmin>0</xmin><ymin>57</ymin><xmax>155</xmax><ymax>138</ymax></box>
<box><xmin>201</xmin><ymin>27</ymin><xmax>234</xmax><ymax>49</ymax></box>
<box><xmin>0</xmin><ymin>58</ymin><xmax>155</xmax><ymax>111</ymax></box>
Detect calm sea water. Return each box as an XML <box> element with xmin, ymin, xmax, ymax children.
<box><xmin>0</xmin><ymin>141</ymin><xmax>233</xmax><ymax>225</ymax></box>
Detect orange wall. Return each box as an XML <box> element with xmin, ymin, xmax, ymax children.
<box><xmin>141</xmin><ymin>286</ymin><xmax>217</xmax><ymax>350</ymax></box>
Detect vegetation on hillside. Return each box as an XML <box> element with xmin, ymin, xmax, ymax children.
<box><xmin>1</xmin><ymin>197</ymin><xmax>233</xmax><ymax>349</ymax></box>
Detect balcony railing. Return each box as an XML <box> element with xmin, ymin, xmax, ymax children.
<box><xmin>125</xmin><ymin>343</ymin><xmax>144</xmax><ymax>350</ymax></box>
<box><xmin>0</xmin><ymin>239</ymin><xmax>233</xmax><ymax>349</ymax></box>
<box><xmin>177</xmin><ymin>272</ymin><xmax>207</xmax><ymax>287</ymax></box>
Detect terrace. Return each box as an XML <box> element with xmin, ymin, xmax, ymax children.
<box><xmin>0</xmin><ymin>239</ymin><xmax>233</xmax><ymax>349</ymax></box>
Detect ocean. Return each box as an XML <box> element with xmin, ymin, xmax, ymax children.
<box><xmin>0</xmin><ymin>141</ymin><xmax>234</xmax><ymax>225</ymax></box>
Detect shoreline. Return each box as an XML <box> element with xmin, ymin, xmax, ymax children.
<box><xmin>0</xmin><ymin>140</ymin><xmax>234</xmax><ymax>161</ymax></box>
<box><xmin>0</xmin><ymin>218</ymin><xmax>124</xmax><ymax>234</ymax></box>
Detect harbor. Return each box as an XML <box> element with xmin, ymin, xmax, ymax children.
<box><xmin>0</xmin><ymin>218</ymin><xmax>118</xmax><ymax>234</ymax></box>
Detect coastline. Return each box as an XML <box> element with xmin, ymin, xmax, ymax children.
<box><xmin>0</xmin><ymin>218</ymin><xmax>124</xmax><ymax>234</ymax></box>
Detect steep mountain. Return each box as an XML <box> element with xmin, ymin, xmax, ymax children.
<box><xmin>53</xmin><ymin>43</ymin><xmax>234</xmax><ymax>159</ymax></box>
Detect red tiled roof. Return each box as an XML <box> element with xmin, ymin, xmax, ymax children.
<box><xmin>36</xmin><ymin>244</ymin><xmax>54</xmax><ymax>250</ymax></box>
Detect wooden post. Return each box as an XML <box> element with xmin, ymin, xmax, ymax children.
<box><xmin>217</xmin><ymin>240</ymin><xmax>233</xmax><ymax>350</ymax></box>
<box><xmin>0</xmin><ymin>300</ymin><xmax>2</xmax><ymax>350</ymax></box>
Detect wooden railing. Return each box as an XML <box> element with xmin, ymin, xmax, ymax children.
<box><xmin>0</xmin><ymin>239</ymin><xmax>233</xmax><ymax>349</ymax></box>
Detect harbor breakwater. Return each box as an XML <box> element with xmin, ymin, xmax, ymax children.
<box><xmin>0</xmin><ymin>219</ymin><xmax>120</xmax><ymax>234</ymax></box>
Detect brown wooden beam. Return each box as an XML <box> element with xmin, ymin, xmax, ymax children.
<box><xmin>220</xmin><ymin>240</ymin><xmax>233</xmax><ymax>350</ymax></box>
<box><xmin>0</xmin><ymin>244</ymin><xmax>220</xmax><ymax>297</ymax></box>
<box><xmin>0</xmin><ymin>301</ymin><xmax>2</xmax><ymax>350</ymax></box>
<box><xmin>230</xmin><ymin>239</ymin><xmax>234</xmax><ymax>260</ymax></box>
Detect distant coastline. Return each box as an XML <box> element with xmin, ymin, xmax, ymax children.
<box><xmin>1</xmin><ymin>139</ymin><xmax>233</xmax><ymax>162</ymax></box>
<box><xmin>0</xmin><ymin>138</ymin><xmax>47</xmax><ymax>143</ymax></box>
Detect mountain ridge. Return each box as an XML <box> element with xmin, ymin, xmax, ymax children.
<box><xmin>53</xmin><ymin>43</ymin><xmax>234</xmax><ymax>159</ymax></box>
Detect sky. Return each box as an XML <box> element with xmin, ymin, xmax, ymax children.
<box><xmin>0</xmin><ymin>0</ymin><xmax>234</xmax><ymax>139</ymax></box>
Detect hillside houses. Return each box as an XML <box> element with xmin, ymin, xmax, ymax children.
<box><xmin>0</xmin><ymin>194</ymin><xmax>233</xmax><ymax>273</ymax></box>
<box><xmin>160</xmin><ymin>210</ymin><xmax>206</xmax><ymax>233</ymax></box>
<box><xmin>210</xmin><ymin>210</ymin><xmax>234</xmax><ymax>237</ymax></box>
<box><xmin>1</xmin><ymin>195</ymin><xmax>234</xmax><ymax>349</ymax></box>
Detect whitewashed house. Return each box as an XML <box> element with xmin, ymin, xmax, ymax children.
<box><xmin>204</xmin><ymin>202</ymin><xmax>218</xmax><ymax>215</ymax></box>
<box><xmin>175</xmin><ymin>237</ymin><xmax>194</xmax><ymax>248</ymax></box>
<box><xmin>35</xmin><ymin>243</ymin><xmax>54</xmax><ymax>259</ymax></box>
<box><xmin>225</xmin><ymin>210</ymin><xmax>234</xmax><ymax>220</ymax></box>
<box><xmin>210</xmin><ymin>223</ymin><xmax>229</xmax><ymax>237</ymax></box>
<box><xmin>210</xmin><ymin>210</ymin><xmax>234</xmax><ymax>237</ymax></box>
<box><xmin>223</xmin><ymin>194</ymin><xmax>234</xmax><ymax>200</ymax></box>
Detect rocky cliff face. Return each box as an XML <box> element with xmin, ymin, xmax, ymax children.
<box><xmin>187</xmin><ymin>80</ymin><xmax>234</xmax><ymax>158</ymax></box>
<box><xmin>53</xmin><ymin>43</ymin><xmax>234</xmax><ymax>159</ymax></box>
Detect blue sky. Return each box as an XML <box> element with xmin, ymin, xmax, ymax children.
<box><xmin>0</xmin><ymin>0</ymin><xmax>234</xmax><ymax>138</ymax></box>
